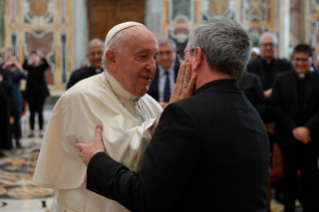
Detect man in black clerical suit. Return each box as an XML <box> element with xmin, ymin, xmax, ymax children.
<box><xmin>66</xmin><ymin>39</ymin><xmax>104</xmax><ymax>89</ymax></box>
<box><xmin>271</xmin><ymin>44</ymin><xmax>319</xmax><ymax>212</ymax></box>
<box><xmin>238</xmin><ymin>71</ymin><xmax>265</xmax><ymax>117</ymax></box>
<box><xmin>75</xmin><ymin>18</ymin><xmax>270</xmax><ymax>212</ymax></box>
<box><xmin>247</xmin><ymin>32</ymin><xmax>292</xmax><ymax>122</ymax></box>
<box><xmin>147</xmin><ymin>38</ymin><xmax>179</xmax><ymax>108</ymax></box>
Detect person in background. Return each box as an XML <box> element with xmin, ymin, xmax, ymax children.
<box><xmin>2</xmin><ymin>53</ymin><xmax>27</xmax><ymax>148</ymax></box>
<box><xmin>0</xmin><ymin>60</ymin><xmax>13</xmax><ymax>152</ymax></box>
<box><xmin>238</xmin><ymin>71</ymin><xmax>265</xmax><ymax>118</ymax></box>
<box><xmin>23</xmin><ymin>50</ymin><xmax>50</xmax><ymax>138</ymax></box>
<box><xmin>247</xmin><ymin>32</ymin><xmax>292</xmax><ymax>122</ymax></box>
<box><xmin>271</xmin><ymin>44</ymin><xmax>319</xmax><ymax>212</ymax></box>
<box><xmin>66</xmin><ymin>39</ymin><xmax>104</xmax><ymax>89</ymax></box>
<box><xmin>250</xmin><ymin>47</ymin><xmax>260</xmax><ymax>61</ymax></box>
<box><xmin>147</xmin><ymin>38</ymin><xmax>179</xmax><ymax>108</ymax></box>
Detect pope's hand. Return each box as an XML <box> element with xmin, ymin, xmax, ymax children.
<box><xmin>74</xmin><ymin>125</ymin><xmax>107</xmax><ymax>166</ymax></box>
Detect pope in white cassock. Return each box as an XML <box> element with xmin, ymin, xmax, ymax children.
<box><xmin>32</xmin><ymin>22</ymin><xmax>163</xmax><ymax>212</ymax></box>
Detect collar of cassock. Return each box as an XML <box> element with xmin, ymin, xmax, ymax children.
<box><xmin>103</xmin><ymin>69</ymin><xmax>139</xmax><ymax>101</ymax></box>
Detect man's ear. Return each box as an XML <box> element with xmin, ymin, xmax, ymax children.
<box><xmin>192</xmin><ymin>47</ymin><xmax>203</xmax><ymax>70</ymax></box>
<box><xmin>86</xmin><ymin>53</ymin><xmax>89</xmax><ymax>59</ymax></box>
<box><xmin>105</xmin><ymin>50</ymin><xmax>117</xmax><ymax>71</ymax></box>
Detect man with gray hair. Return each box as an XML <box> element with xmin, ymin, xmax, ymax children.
<box><xmin>148</xmin><ymin>38</ymin><xmax>179</xmax><ymax>108</ymax></box>
<box><xmin>66</xmin><ymin>38</ymin><xmax>104</xmax><ymax>89</ymax></box>
<box><xmin>76</xmin><ymin>18</ymin><xmax>270</xmax><ymax>212</ymax></box>
<box><xmin>247</xmin><ymin>32</ymin><xmax>291</xmax><ymax>122</ymax></box>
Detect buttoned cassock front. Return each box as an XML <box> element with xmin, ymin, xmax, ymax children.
<box><xmin>32</xmin><ymin>70</ymin><xmax>162</xmax><ymax>212</ymax></box>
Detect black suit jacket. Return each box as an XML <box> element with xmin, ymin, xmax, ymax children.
<box><xmin>87</xmin><ymin>80</ymin><xmax>270</xmax><ymax>212</ymax></box>
<box><xmin>238</xmin><ymin>72</ymin><xmax>266</xmax><ymax>117</ymax></box>
<box><xmin>246</xmin><ymin>56</ymin><xmax>292</xmax><ymax>90</ymax></box>
<box><xmin>271</xmin><ymin>71</ymin><xmax>319</xmax><ymax>146</ymax></box>
<box><xmin>147</xmin><ymin>63</ymin><xmax>179</xmax><ymax>101</ymax></box>
<box><xmin>67</xmin><ymin>66</ymin><xmax>102</xmax><ymax>89</ymax></box>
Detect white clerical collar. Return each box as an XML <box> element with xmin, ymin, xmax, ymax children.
<box><xmin>104</xmin><ymin>69</ymin><xmax>139</xmax><ymax>101</ymax></box>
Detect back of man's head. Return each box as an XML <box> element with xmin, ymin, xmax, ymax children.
<box><xmin>189</xmin><ymin>18</ymin><xmax>251</xmax><ymax>80</ymax></box>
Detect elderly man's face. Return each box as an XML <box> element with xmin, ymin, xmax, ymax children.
<box><xmin>157</xmin><ymin>43</ymin><xmax>176</xmax><ymax>70</ymax></box>
<box><xmin>114</xmin><ymin>27</ymin><xmax>158</xmax><ymax>97</ymax></box>
<box><xmin>292</xmin><ymin>52</ymin><xmax>311</xmax><ymax>74</ymax></box>
<box><xmin>87</xmin><ymin>43</ymin><xmax>103</xmax><ymax>69</ymax></box>
<box><xmin>259</xmin><ymin>36</ymin><xmax>276</xmax><ymax>60</ymax></box>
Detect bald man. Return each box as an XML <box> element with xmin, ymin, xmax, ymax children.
<box><xmin>33</xmin><ymin>23</ymin><xmax>166</xmax><ymax>212</ymax></box>
<box><xmin>67</xmin><ymin>38</ymin><xmax>104</xmax><ymax>89</ymax></box>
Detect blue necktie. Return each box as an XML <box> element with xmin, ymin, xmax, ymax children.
<box><xmin>164</xmin><ymin>71</ymin><xmax>170</xmax><ymax>102</ymax></box>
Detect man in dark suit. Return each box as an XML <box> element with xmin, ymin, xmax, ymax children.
<box><xmin>271</xmin><ymin>44</ymin><xmax>319</xmax><ymax>212</ymax></box>
<box><xmin>247</xmin><ymin>32</ymin><xmax>292</xmax><ymax>122</ymax></box>
<box><xmin>147</xmin><ymin>38</ymin><xmax>179</xmax><ymax>108</ymax></box>
<box><xmin>66</xmin><ymin>39</ymin><xmax>104</xmax><ymax>89</ymax></box>
<box><xmin>238</xmin><ymin>71</ymin><xmax>265</xmax><ymax>117</ymax></box>
<box><xmin>75</xmin><ymin>18</ymin><xmax>270</xmax><ymax>212</ymax></box>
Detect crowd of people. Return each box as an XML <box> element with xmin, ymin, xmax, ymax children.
<box><xmin>0</xmin><ymin>17</ymin><xmax>319</xmax><ymax>211</ymax></box>
<box><xmin>0</xmin><ymin>48</ymin><xmax>50</xmax><ymax>153</ymax></box>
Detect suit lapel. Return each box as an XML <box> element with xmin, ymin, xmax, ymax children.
<box><xmin>304</xmin><ymin>72</ymin><xmax>316</xmax><ymax>106</ymax></box>
<box><xmin>288</xmin><ymin>72</ymin><xmax>298</xmax><ymax>103</ymax></box>
<box><xmin>174</xmin><ymin>63</ymin><xmax>179</xmax><ymax>81</ymax></box>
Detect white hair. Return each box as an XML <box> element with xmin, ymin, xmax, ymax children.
<box><xmin>258</xmin><ymin>32</ymin><xmax>278</xmax><ymax>46</ymax></box>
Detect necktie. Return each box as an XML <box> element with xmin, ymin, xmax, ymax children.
<box><xmin>164</xmin><ymin>71</ymin><xmax>170</xmax><ymax>102</ymax></box>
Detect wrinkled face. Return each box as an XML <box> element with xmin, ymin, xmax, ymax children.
<box><xmin>30</xmin><ymin>53</ymin><xmax>40</xmax><ymax>66</ymax></box>
<box><xmin>114</xmin><ymin>27</ymin><xmax>158</xmax><ymax>97</ymax></box>
<box><xmin>87</xmin><ymin>43</ymin><xmax>103</xmax><ymax>69</ymax></box>
<box><xmin>157</xmin><ymin>43</ymin><xmax>176</xmax><ymax>70</ymax></box>
<box><xmin>292</xmin><ymin>52</ymin><xmax>311</xmax><ymax>74</ymax></box>
<box><xmin>259</xmin><ymin>36</ymin><xmax>276</xmax><ymax>60</ymax></box>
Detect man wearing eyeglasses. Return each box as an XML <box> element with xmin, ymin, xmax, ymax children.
<box><xmin>247</xmin><ymin>32</ymin><xmax>292</xmax><ymax>122</ymax></box>
<box><xmin>75</xmin><ymin>18</ymin><xmax>269</xmax><ymax>212</ymax></box>
<box><xmin>148</xmin><ymin>38</ymin><xmax>179</xmax><ymax>108</ymax></box>
<box><xmin>271</xmin><ymin>44</ymin><xmax>319</xmax><ymax>212</ymax></box>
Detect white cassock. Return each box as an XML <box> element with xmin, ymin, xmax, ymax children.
<box><xmin>32</xmin><ymin>70</ymin><xmax>162</xmax><ymax>212</ymax></box>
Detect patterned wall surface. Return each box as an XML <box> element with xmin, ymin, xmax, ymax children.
<box><xmin>4</xmin><ymin>0</ymin><xmax>72</xmax><ymax>93</ymax></box>
<box><xmin>308</xmin><ymin>0</ymin><xmax>319</xmax><ymax>47</ymax></box>
<box><xmin>161</xmin><ymin>0</ymin><xmax>275</xmax><ymax>53</ymax></box>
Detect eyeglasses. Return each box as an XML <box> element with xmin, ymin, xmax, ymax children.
<box><xmin>178</xmin><ymin>49</ymin><xmax>194</xmax><ymax>62</ymax></box>
<box><xmin>158</xmin><ymin>51</ymin><xmax>173</xmax><ymax>56</ymax></box>
<box><xmin>293</xmin><ymin>58</ymin><xmax>311</xmax><ymax>62</ymax></box>
<box><xmin>260</xmin><ymin>43</ymin><xmax>276</xmax><ymax>47</ymax></box>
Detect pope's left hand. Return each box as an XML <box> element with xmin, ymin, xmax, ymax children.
<box><xmin>74</xmin><ymin>125</ymin><xmax>107</xmax><ymax>166</ymax></box>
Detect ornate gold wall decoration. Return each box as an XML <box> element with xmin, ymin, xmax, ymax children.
<box><xmin>5</xmin><ymin>0</ymin><xmax>73</xmax><ymax>93</ymax></box>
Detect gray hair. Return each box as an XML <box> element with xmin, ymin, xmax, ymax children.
<box><xmin>158</xmin><ymin>37</ymin><xmax>177</xmax><ymax>50</ymax></box>
<box><xmin>88</xmin><ymin>38</ymin><xmax>105</xmax><ymax>52</ymax></box>
<box><xmin>258</xmin><ymin>32</ymin><xmax>278</xmax><ymax>46</ymax></box>
<box><xmin>189</xmin><ymin>18</ymin><xmax>251</xmax><ymax>80</ymax></box>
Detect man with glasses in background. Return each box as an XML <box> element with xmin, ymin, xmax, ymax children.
<box><xmin>147</xmin><ymin>38</ymin><xmax>179</xmax><ymax>108</ymax></box>
<box><xmin>271</xmin><ymin>44</ymin><xmax>319</xmax><ymax>212</ymax></box>
<box><xmin>247</xmin><ymin>32</ymin><xmax>292</xmax><ymax>122</ymax></box>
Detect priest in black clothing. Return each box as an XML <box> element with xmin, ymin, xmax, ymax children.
<box><xmin>247</xmin><ymin>32</ymin><xmax>292</xmax><ymax>122</ymax></box>
<box><xmin>271</xmin><ymin>44</ymin><xmax>319</xmax><ymax>212</ymax></box>
<box><xmin>67</xmin><ymin>39</ymin><xmax>104</xmax><ymax>89</ymax></box>
<box><xmin>75</xmin><ymin>18</ymin><xmax>270</xmax><ymax>212</ymax></box>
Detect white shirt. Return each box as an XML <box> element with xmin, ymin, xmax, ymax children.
<box><xmin>33</xmin><ymin>70</ymin><xmax>162</xmax><ymax>212</ymax></box>
<box><xmin>158</xmin><ymin>63</ymin><xmax>175</xmax><ymax>102</ymax></box>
